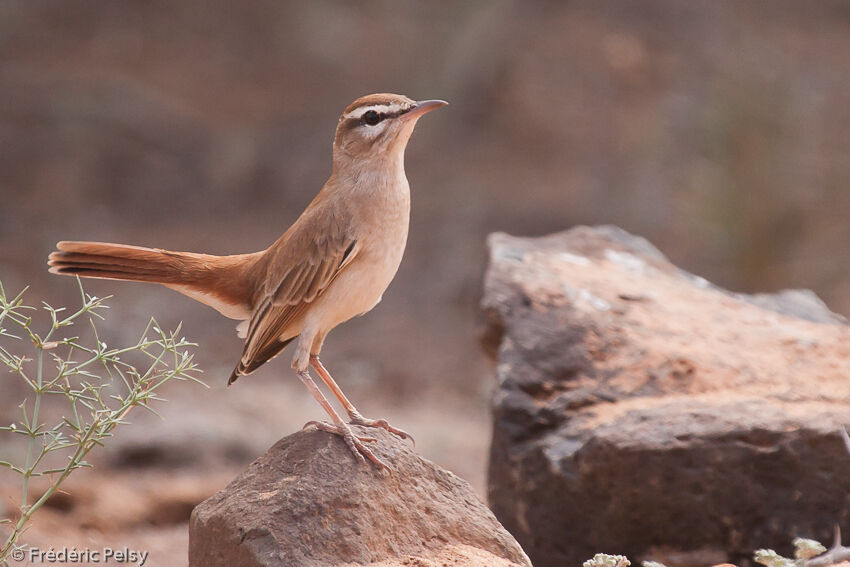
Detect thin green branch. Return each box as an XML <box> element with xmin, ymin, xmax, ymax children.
<box><xmin>0</xmin><ymin>279</ymin><xmax>203</xmax><ymax>562</ymax></box>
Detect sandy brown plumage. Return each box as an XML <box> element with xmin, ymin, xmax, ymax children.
<box><xmin>48</xmin><ymin>93</ymin><xmax>447</xmax><ymax>469</ymax></box>
<box><xmin>230</xmin><ymin>194</ymin><xmax>359</xmax><ymax>383</ymax></box>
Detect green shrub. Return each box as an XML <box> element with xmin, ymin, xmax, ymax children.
<box><xmin>0</xmin><ymin>279</ymin><xmax>202</xmax><ymax>565</ymax></box>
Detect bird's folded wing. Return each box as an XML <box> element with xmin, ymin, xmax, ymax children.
<box><xmin>236</xmin><ymin>209</ymin><xmax>358</xmax><ymax>373</ymax></box>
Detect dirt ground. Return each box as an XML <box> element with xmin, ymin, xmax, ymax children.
<box><xmin>0</xmin><ymin>374</ymin><xmax>491</xmax><ymax>567</ymax></box>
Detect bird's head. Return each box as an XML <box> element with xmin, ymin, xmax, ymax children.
<box><xmin>332</xmin><ymin>93</ymin><xmax>447</xmax><ymax>169</ymax></box>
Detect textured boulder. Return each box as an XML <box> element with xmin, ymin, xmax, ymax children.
<box><xmin>189</xmin><ymin>427</ymin><xmax>531</xmax><ymax>567</ymax></box>
<box><xmin>481</xmin><ymin>226</ymin><xmax>850</xmax><ymax>567</ymax></box>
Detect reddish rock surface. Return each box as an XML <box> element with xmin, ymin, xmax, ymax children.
<box><xmin>189</xmin><ymin>428</ymin><xmax>531</xmax><ymax>567</ymax></box>
<box><xmin>481</xmin><ymin>226</ymin><xmax>850</xmax><ymax>567</ymax></box>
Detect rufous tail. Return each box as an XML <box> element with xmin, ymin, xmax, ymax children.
<box><xmin>48</xmin><ymin>241</ymin><xmax>261</xmax><ymax>311</ymax></box>
<box><xmin>49</xmin><ymin>241</ymin><xmax>207</xmax><ymax>284</ymax></box>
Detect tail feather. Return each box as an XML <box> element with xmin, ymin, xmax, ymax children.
<box><xmin>50</xmin><ymin>240</ymin><xmax>287</xmax><ymax>387</ymax></box>
<box><xmin>47</xmin><ymin>240</ymin><xmax>261</xmax><ymax>318</ymax></box>
<box><xmin>48</xmin><ymin>242</ymin><xmax>191</xmax><ymax>283</ymax></box>
<box><xmin>50</xmin><ymin>250</ymin><xmax>170</xmax><ymax>270</ymax></box>
<box><xmin>49</xmin><ymin>258</ymin><xmax>183</xmax><ymax>282</ymax></box>
<box><xmin>49</xmin><ymin>264</ymin><xmax>177</xmax><ymax>283</ymax></box>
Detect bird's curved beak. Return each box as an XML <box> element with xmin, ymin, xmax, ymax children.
<box><xmin>401</xmin><ymin>99</ymin><xmax>449</xmax><ymax>121</ymax></box>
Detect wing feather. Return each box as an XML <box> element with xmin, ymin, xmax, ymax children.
<box><xmin>228</xmin><ymin>200</ymin><xmax>357</xmax><ymax>382</ymax></box>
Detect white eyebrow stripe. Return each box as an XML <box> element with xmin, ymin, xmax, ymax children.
<box><xmin>343</xmin><ymin>102</ymin><xmax>408</xmax><ymax>121</ymax></box>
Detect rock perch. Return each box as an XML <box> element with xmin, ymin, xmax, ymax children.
<box><xmin>189</xmin><ymin>427</ymin><xmax>531</xmax><ymax>567</ymax></box>
<box><xmin>481</xmin><ymin>226</ymin><xmax>850</xmax><ymax>567</ymax></box>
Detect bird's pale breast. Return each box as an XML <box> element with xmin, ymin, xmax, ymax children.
<box><xmin>302</xmin><ymin>175</ymin><xmax>410</xmax><ymax>335</ymax></box>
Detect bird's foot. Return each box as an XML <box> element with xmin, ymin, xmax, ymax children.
<box><xmin>349</xmin><ymin>412</ymin><xmax>414</xmax><ymax>446</ymax></box>
<box><xmin>303</xmin><ymin>420</ymin><xmax>390</xmax><ymax>472</ymax></box>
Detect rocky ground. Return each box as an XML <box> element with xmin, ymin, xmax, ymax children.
<box><xmin>4</xmin><ymin>225</ymin><xmax>850</xmax><ymax>566</ymax></box>
<box><xmin>189</xmin><ymin>428</ymin><xmax>530</xmax><ymax>567</ymax></box>
<box><xmin>482</xmin><ymin>226</ymin><xmax>850</xmax><ymax>567</ymax></box>
<box><xmin>0</xmin><ymin>378</ymin><xmax>490</xmax><ymax>567</ymax></box>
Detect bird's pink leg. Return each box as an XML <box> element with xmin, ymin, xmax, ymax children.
<box><xmin>296</xmin><ymin>369</ymin><xmax>389</xmax><ymax>471</ymax></box>
<box><xmin>309</xmin><ymin>355</ymin><xmax>414</xmax><ymax>445</ymax></box>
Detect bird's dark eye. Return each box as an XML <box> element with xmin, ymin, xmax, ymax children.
<box><xmin>362</xmin><ymin>110</ymin><xmax>382</xmax><ymax>126</ymax></box>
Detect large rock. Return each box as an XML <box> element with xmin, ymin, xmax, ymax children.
<box><xmin>189</xmin><ymin>427</ymin><xmax>531</xmax><ymax>567</ymax></box>
<box><xmin>481</xmin><ymin>226</ymin><xmax>850</xmax><ymax>567</ymax></box>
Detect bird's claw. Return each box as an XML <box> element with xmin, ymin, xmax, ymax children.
<box><xmin>349</xmin><ymin>414</ymin><xmax>415</xmax><ymax>446</ymax></box>
<box><xmin>302</xmin><ymin>420</ymin><xmax>389</xmax><ymax>471</ymax></box>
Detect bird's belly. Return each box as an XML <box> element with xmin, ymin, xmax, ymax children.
<box><xmin>307</xmin><ymin>239</ymin><xmax>405</xmax><ymax>333</ymax></box>
<box><xmin>325</xmin><ymin>255</ymin><xmax>398</xmax><ymax>323</ymax></box>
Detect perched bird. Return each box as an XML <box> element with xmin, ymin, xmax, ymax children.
<box><xmin>48</xmin><ymin>93</ymin><xmax>447</xmax><ymax>470</ymax></box>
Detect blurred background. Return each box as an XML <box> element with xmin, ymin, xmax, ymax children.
<box><xmin>1</xmin><ymin>1</ymin><xmax>849</xmax><ymax>565</ymax></box>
